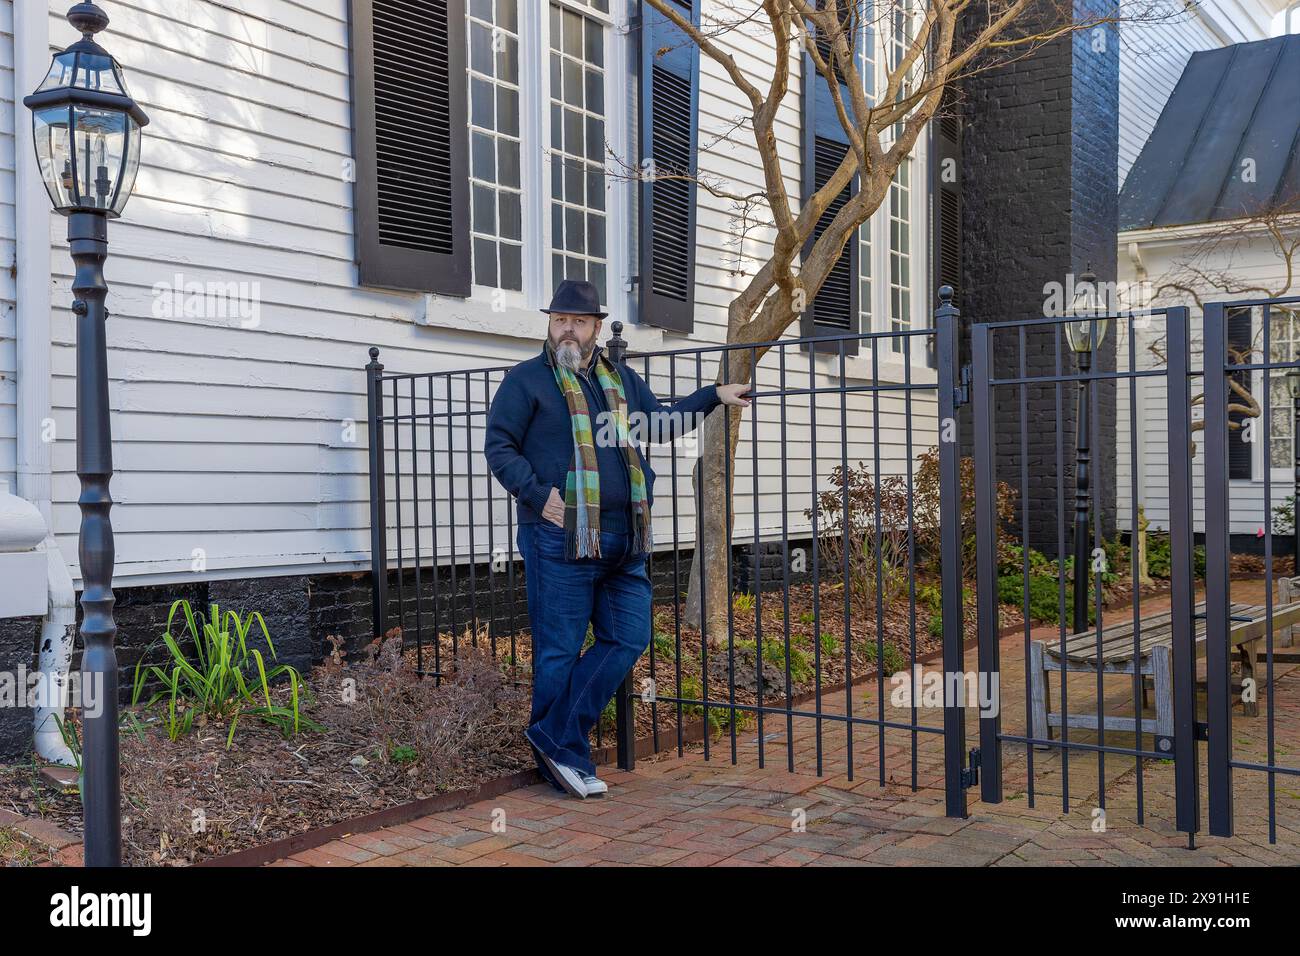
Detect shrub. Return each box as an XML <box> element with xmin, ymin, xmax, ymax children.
<box><xmin>131</xmin><ymin>599</ymin><xmax>318</xmax><ymax>747</ymax></box>
<box><xmin>806</xmin><ymin>462</ymin><xmax>911</xmax><ymax>605</ymax></box>
<box><xmin>998</xmin><ymin>573</ymin><xmax>1098</xmax><ymax>626</ymax></box>
<box><xmin>736</xmin><ymin>638</ymin><xmax>813</xmax><ymax>686</ymax></box>
<box><xmin>863</xmin><ymin>641</ymin><xmax>908</xmax><ymax>674</ymax></box>
<box><xmin>1145</xmin><ymin>534</ymin><xmax>1205</xmax><ymax>580</ymax></box>
<box><xmin>675</xmin><ymin>675</ymin><xmax>743</xmax><ymax>737</ymax></box>
<box><xmin>913</xmin><ymin>447</ymin><xmax>1019</xmax><ymax>578</ymax></box>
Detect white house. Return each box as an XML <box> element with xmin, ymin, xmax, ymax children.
<box><xmin>0</xmin><ymin>0</ymin><xmax>947</xmax><ymax>606</ymax></box>
<box><xmin>0</xmin><ymin>0</ymin><xmax>1293</xmax><ymax>764</ymax></box>
<box><xmin>1115</xmin><ymin>13</ymin><xmax>1300</xmax><ymax>542</ymax></box>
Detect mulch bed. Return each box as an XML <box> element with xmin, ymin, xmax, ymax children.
<box><xmin>1</xmin><ymin>555</ymin><xmax>1270</xmax><ymax>866</ymax></box>
<box><xmin>0</xmin><ymin>637</ymin><xmax>538</xmax><ymax>866</ymax></box>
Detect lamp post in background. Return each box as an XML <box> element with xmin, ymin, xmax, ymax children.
<box><xmin>23</xmin><ymin>1</ymin><xmax>147</xmax><ymax>867</ymax></box>
<box><xmin>1064</xmin><ymin>268</ymin><xmax>1107</xmax><ymax>635</ymax></box>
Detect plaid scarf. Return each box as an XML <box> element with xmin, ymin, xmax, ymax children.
<box><xmin>547</xmin><ymin>341</ymin><xmax>652</xmax><ymax>559</ymax></box>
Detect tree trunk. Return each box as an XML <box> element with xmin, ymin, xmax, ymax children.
<box><xmin>683</xmin><ymin>400</ymin><xmax>745</xmax><ymax>646</ymax></box>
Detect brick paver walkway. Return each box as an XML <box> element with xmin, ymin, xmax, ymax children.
<box><xmin>279</xmin><ymin>585</ymin><xmax>1300</xmax><ymax>867</ymax></box>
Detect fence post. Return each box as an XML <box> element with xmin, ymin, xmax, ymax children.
<box><xmin>606</xmin><ymin>321</ymin><xmax>637</xmax><ymax>770</ymax></box>
<box><xmin>971</xmin><ymin>320</ymin><xmax>1002</xmax><ymax>803</ymax></box>
<box><xmin>1202</xmin><ymin>301</ymin><xmax>1233</xmax><ymax>837</ymax></box>
<box><xmin>936</xmin><ymin>286</ymin><xmax>968</xmax><ymax>818</ymax></box>
<box><xmin>367</xmin><ymin>347</ymin><xmax>389</xmax><ymax>640</ymax></box>
<box><xmin>1165</xmin><ymin>305</ymin><xmax>1200</xmax><ymax>837</ymax></box>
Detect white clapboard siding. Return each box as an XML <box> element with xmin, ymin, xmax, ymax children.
<box><xmin>0</xmin><ymin>1</ymin><xmax>14</xmax><ymax>489</ymax></box>
<box><xmin>1116</xmin><ymin>230</ymin><xmax>1299</xmax><ymax>537</ymax></box>
<box><xmin>1117</xmin><ymin>0</ymin><xmax>1274</xmax><ymax>189</ymax></box>
<box><xmin>14</xmin><ymin>0</ymin><xmax>939</xmax><ymax>585</ymax></box>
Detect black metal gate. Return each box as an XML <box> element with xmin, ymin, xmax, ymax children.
<box><xmin>1202</xmin><ymin>296</ymin><xmax>1300</xmax><ymax>841</ymax></box>
<box><xmin>364</xmin><ymin>290</ymin><xmax>977</xmax><ymax>817</ymax></box>
<box><xmin>970</xmin><ymin>295</ymin><xmax>1300</xmax><ymax>844</ymax></box>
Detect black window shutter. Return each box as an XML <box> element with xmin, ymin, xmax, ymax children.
<box><xmin>932</xmin><ymin>106</ymin><xmax>961</xmax><ymax>302</ymax></box>
<box><xmin>1227</xmin><ymin>307</ymin><xmax>1254</xmax><ymax>480</ymax></box>
<box><xmin>801</xmin><ymin>37</ymin><xmax>859</xmax><ymax>355</ymax></box>
<box><xmin>638</xmin><ymin>0</ymin><xmax>700</xmax><ymax>333</ymax></box>
<box><xmin>349</xmin><ymin>0</ymin><xmax>471</xmax><ymax>295</ymax></box>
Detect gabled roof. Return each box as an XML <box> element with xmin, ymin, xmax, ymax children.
<box><xmin>1119</xmin><ymin>34</ymin><xmax>1300</xmax><ymax>232</ymax></box>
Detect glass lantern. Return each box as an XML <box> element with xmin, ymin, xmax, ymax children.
<box><xmin>1064</xmin><ymin>267</ymin><xmax>1107</xmax><ymax>354</ymax></box>
<box><xmin>23</xmin><ymin>4</ymin><xmax>148</xmax><ymax>217</ymax></box>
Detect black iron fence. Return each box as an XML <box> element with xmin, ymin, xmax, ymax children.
<box><xmin>364</xmin><ymin>290</ymin><xmax>1300</xmax><ymax>839</ymax></box>
<box><xmin>971</xmin><ymin>295</ymin><xmax>1300</xmax><ymax>845</ymax></box>
<box><xmin>366</xmin><ymin>289</ymin><xmax>974</xmax><ymax>816</ymax></box>
<box><xmin>1203</xmin><ymin>295</ymin><xmax>1300</xmax><ymax>841</ymax></box>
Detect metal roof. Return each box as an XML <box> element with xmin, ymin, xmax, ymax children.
<box><xmin>1118</xmin><ymin>33</ymin><xmax>1300</xmax><ymax>231</ymax></box>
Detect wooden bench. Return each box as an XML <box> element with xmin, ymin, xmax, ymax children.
<box><xmin>1029</xmin><ymin>600</ymin><xmax>1300</xmax><ymax>744</ymax></box>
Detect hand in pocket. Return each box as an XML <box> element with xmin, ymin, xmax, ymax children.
<box><xmin>543</xmin><ymin>488</ymin><xmax>565</xmax><ymax>528</ymax></box>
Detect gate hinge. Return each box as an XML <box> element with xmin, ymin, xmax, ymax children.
<box><xmin>954</xmin><ymin>363</ymin><xmax>972</xmax><ymax>408</ymax></box>
<box><xmin>960</xmin><ymin>747</ymin><xmax>981</xmax><ymax>789</ymax></box>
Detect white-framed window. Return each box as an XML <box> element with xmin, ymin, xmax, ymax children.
<box><xmin>547</xmin><ymin>0</ymin><xmax>611</xmax><ymax>301</ymax></box>
<box><xmin>1259</xmin><ymin>306</ymin><xmax>1300</xmax><ymax>478</ymax></box>
<box><xmin>855</xmin><ymin>0</ymin><xmax>928</xmax><ymax>364</ymax></box>
<box><xmin>463</xmin><ymin>0</ymin><xmax>630</xmax><ymax>312</ymax></box>
<box><xmin>467</xmin><ymin>0</ymin><xmax>524</xmax><ymax>291</ymax></box>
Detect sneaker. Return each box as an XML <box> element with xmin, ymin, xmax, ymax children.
<box><xmin>581</xmin><ymin>773</ymin><xmax>608</xmax><ymax>796</ymax></box>
<box><xmin>525</xmin><ymin>728</ymin><xmax>587</xmax><ymax>799</ymax></box>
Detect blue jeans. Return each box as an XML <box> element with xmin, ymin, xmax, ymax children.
<box><xmin>517</xmin><ymin>520</ymin><xmax>652</xmax><ymax>785</ymax></box>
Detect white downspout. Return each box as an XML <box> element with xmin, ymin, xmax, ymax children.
<box><xmin>16</xmin><ymin>0</ymin><xmax>75</xmax><ymax>766</ymax></box>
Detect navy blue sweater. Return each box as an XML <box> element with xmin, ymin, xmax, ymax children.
<box><xmin>485</xmin><ymin>342</ymin><xmax>721</xmax><ymax>532</ymax></box>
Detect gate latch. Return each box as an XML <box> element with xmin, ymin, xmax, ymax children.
<box><xmin>960</xmin><ymin>747</ymin><xmax>981</xmax><ymax>789</ymax></box>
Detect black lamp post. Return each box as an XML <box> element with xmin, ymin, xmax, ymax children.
<box><xmin>1064</xmin><ymin>267</ymin><xmax>1107</xmax><ymax>635</ymax></box>
<box><xmin>23</xmin><ymin>2</ymin><xmax>147</xmax><ymax>867</ymax></box>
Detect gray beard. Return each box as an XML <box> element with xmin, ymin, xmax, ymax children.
<box><xmin>553</xmin><ymin>339</ymin><xmax>585</xmax><ymax>372</ymax></box>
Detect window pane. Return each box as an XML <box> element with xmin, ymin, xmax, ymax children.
<box><xmin>564</xmin><ymin>9</ymin><xmax>583</xmax><ymax>56</ymax></box>
<box><xmin>471</xmin><ymin>77</ymin><xmax>494</xmax><ymax>127</ymax></box>
<box><xmin>496</xmin><ymin>87</ymin><xmax>519</xmax><ymax>136</ymax></box>
<box><xmin>500</xmin><ymin>192</ymin><xmax>522</xmax><ymax>240</ymax></box>
<box><xmin>473</xmin><ymin>184</ymin><xmax>496</xmax><ymax>234</ymax></box>
<box><xmin>498</xmin><ymin>35</ymin><xmax>519</xmax><ymax>83</ymax></box>
<box><xmin>472</xmin><ymin>131</ymin><xmax>495</xmax><ymax>180</ymax></box>
<box><xmin>498</xmin><ymin>139</ymin><xmax>520</xmax><ymax>188</ymax></box>
<box><xmin>474</xmin><ymin>237</ymin><xmax>498</xmax><ymax>288</ymax></box>
<box><xmin>498</xmin><ymin>0</ymin><xmax>517</xmax><ymax>33</ymax></box>
<box><xmin>470</xmin><ymin>21</ymin><xmax>494</xmax><ymax>74</ymax></box>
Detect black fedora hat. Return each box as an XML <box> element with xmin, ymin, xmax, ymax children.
<box><xmin>541</xmin><ymin>278</ymin><xmax>608</xmax><ymax>319</ymax></box>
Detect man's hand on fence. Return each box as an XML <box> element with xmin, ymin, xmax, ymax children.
<box><xmin>717</xmin><ymin>383</ymin><xmax>753</xmax><ymax>407</ymax></box>
<box><xmin>544</xmin><ymin>488</ymin><xmax>566</xmax><ymax>527</ymax></box>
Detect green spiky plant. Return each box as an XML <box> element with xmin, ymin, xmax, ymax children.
<box><xmin>131</xmin><ymin>599</ymin><xmax>321</xmax><ymax>748</ymax></box>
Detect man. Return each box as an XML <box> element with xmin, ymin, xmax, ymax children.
<box><xmin>484</xmin><ymin>279</ymin><xmax>751</xmax><ymax>798</ymax></box>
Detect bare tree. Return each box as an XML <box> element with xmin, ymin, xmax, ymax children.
<box><xmin>1139</xmin><ymin>196</ymin><xmax>1300</xmax><ymax>453</ymax></box>
<box><xmin>635</xmin><ymin>0</ymin><xmax>1165</xmax><ymax>641</ymax></box>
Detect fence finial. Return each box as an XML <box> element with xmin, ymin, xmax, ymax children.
<box><xmin>606</xmin><ymin>320</ymin><xmax>627</xmax><ymax>365</ymax></box>
<box><xmin>367</xmin><ymin>346</ymin><xmax>381</xmax><ymax>365</ymax></box>
<box><xmin>938</xmin><ymin>285</ymin><xmax>954</xmax><ymax>307</ymax></box>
